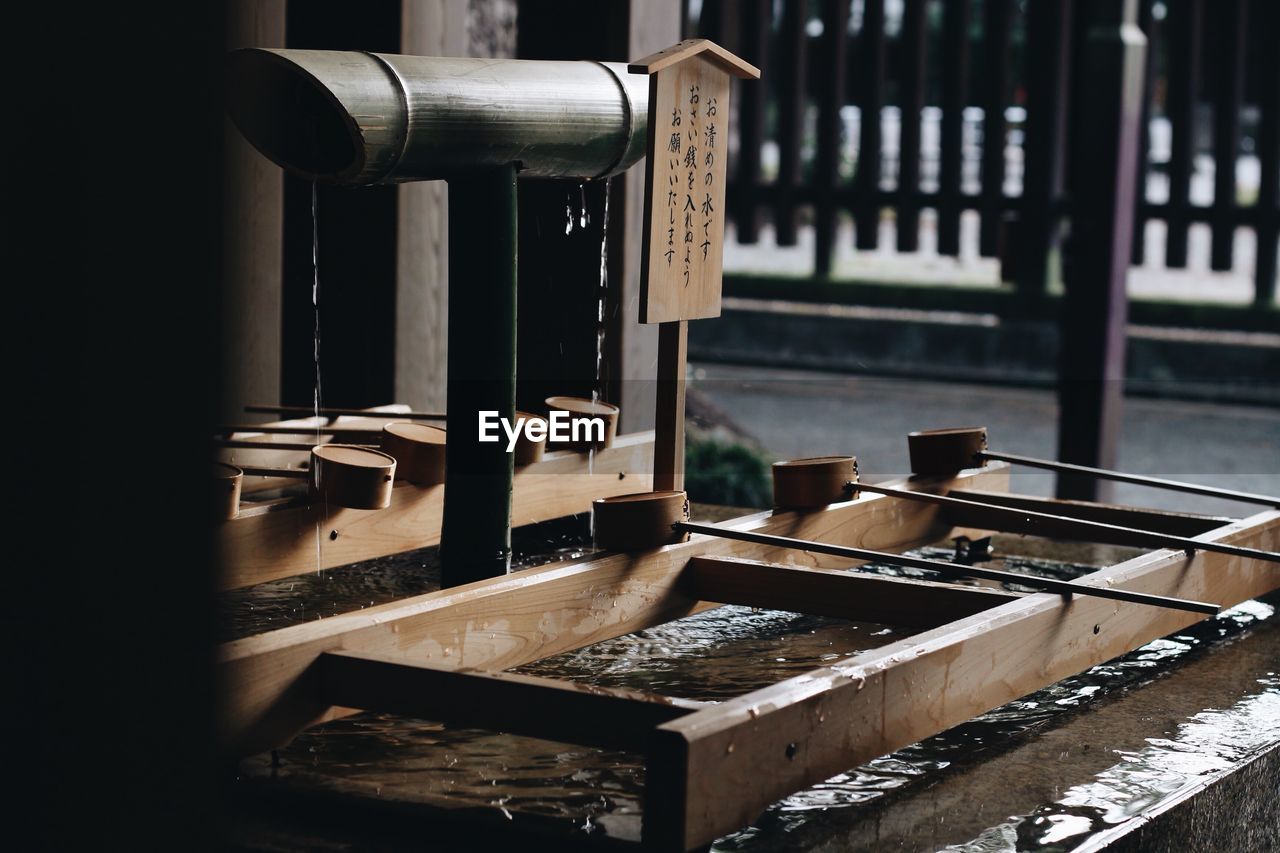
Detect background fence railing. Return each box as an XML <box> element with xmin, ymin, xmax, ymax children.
<box><xmin>690</xmin><ymin>0</ymin><xmax>1278</xmax><ymax>318</ymax></box>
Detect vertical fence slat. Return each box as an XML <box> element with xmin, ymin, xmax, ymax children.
<box><xmin>732</xmin><ymin>0</ymin><xmax>770</xmax><ymax>244</ymax></box>
<box><xmin>1254</xmin><ymin>0</ymin><xmax>1279</xmax><ymax>306</ymax></box>
<box><xmin>1016</xmin><ymin>0</ymin><xmax>1073</xmax><ymax>299</ymax></box>
<box><xmin>1129</xmin><ymin>0</ymin><xmax>1155</xmax><ymax>265</ymax></box>
<box><xmin>1210</xmin><ymin>0</ymin><xmax>1247</xmax><ymax>271</ymax></box>
<box><xmin>1164</xmin><ymin>0</ymin><xmax>1201</xmax><ymax>268</ymax></box>
<box><xmin>979</xmin><ymin>0</ymin><xmax>1013</xmax><ymax>257</ymax></box>
<box><xmin>853</xmin><ymin>0</ymin><xmax>886</xmax><ymax>250</ymax></box>
<box><xmin>896</xmin><ymin>0</ymin><xmax>928</xmax><ymax>253</ymax></box>
<box><xmin>774</xmin><ymin>0</ymin><xmax>807</xmax><ymax>246</ymax></box>
<box><xmin>938</xmin><ymin>0</ymin><xmax>972</xmax><ymax>257</ymax></box>
<box><xmin>814</xmin><ymin>0</ymin><xmax>851</xmax><ymax>276</ymax></box>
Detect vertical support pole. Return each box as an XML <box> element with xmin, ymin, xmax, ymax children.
<box><xmin>441</xmin><ymin>164</ymin><xmax>517</xmax><ymax>587</ymax></box>
<box><xmin>896</xmin><ymin>0</ymin><xmax>928</xmax><ymax>253</ymax></box>
<box><xmin>1056</xmin><ymin>0</ymin><xmax>1146</xmax><ymax>501</ymax></box>
<box><xmin>1164</xmin><ymin>0</ymin><xmax>1201</xmax><ymax>270</ymax></box>
<box><xmin>1255</xmin><ymin>0</ymin><xmax>1280</xmax><ymax>307</ymax></box>
<box><xmin>1016</xmin><ymin>0</ymin><xmax>1074</xmax><ymax>301</ymax></box>
<box><xmin>937</xmin><ymin>0</ymin><xmax>972</xmax><ymax>257</ymax></box>
<box><xmin>774</xmin><ymin>0</ymin><xmax>808</xmax><ymax>247</ymax></box>
<box><xmin>978</xmin><ymin>0</ymin><xmax>1013</xmax><ymax>259</ymax></box>
<box><xmin>1210</xmin><ymin>0</ymin><xmax>1247</xmax><ymax>272</ymax></box>
<box><xmin>853</xmin><ymin>0</ymin><xmax>887</xmax><ymax>251</ymax></box>
<box><xmin>653</xmin><ymin>320</ymin><xmax>688</xmax><ymax>492</ymax></box>
<box><xmin>813</xmin><ymin>0</ymin><xmax>850</xmax><ymax>277</ymax></box>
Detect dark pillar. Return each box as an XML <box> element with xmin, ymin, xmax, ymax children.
<box><xmin>1056</xmin><ymin>0</ymin><xmax>1146</xmax><ymax>501</ymax></box>
<box><xmin>1016</xmin><ymin>0</ymin><xmax>1074</xmax><ymax>301</ymax></box>
<box><xmin>440</xmin><ymin>165</ymin><xmax>518</xmax><ymax>587</ymax></box>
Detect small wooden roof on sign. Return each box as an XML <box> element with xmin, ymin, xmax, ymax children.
<box><xmin>627</xmin><ymin>39</ymin><xmax>761</xmax><ymax>79</ymax></box>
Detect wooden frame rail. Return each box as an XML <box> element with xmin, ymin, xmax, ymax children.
<box><xmin>221</xmin><ymin>462</ymin><xmax>1280</xmax><ymax>850</ymax></box>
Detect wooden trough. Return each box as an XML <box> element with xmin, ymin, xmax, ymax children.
<box><xmin>214</xmin><ymin>406</ymin><xmax>655</xmax><ymax>590</ymax></box>
<box><xmin>220</xmin><ymin>460</ymin><xmax>1280</xmax><ymax>849</ymax></box>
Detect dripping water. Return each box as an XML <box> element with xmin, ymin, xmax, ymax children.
<box><xmin>311</xmin><ymin>182</ymin><xmax>325</xmax><ymax>575</ymax></box>
<box><xmin>589</xmin><ymin>178</ymin><xmax>611</xmax><ymax>547</ymax></box>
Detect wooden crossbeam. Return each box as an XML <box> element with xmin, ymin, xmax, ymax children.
<box><xmin>217</xmin><ymin>431</ymin><xmax>655</xmax><ymax>590</ymax></box>
<box><xmin>318</xmin><ymin>650</ymin><xmax>702</xmax><ymax>752</ymax></box>
<box><xmin>219</xmin><ymin>464</ymin><xmax>1012</xmax><ymax>756</ymax></box>
<box><xmin>684</xmin><ymin>556</ymin><xmax>1019</xmax><ymax>628</ymax></box>
<box><xmin>642</xmin><ymin>508</ymin><xmax>1280</xmax><ymax>850</ymax></box>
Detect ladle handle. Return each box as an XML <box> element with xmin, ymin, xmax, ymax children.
<box><xmin>852</xmin><ymin>481</ymin><xmax>1280</xmax><ymax>565</ymax></box>
<box><xmin>978</xmin><ymin>450</ymin><xmax>1280</xmax><ymax>507</ymax></box>
<box><xmin>245</xmin><ymin>404</ymin><xmax>446</xmax><ymax>422</ymax></box>
<box><xmin>236</xmin><ymin>466</ymin><xmax>309</xmax><ymax>479</ymax></box>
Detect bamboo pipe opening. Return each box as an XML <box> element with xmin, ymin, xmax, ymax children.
<box><xmin>225</xmin><ymin>49</ymin><xmax>368</xmax><ymax>182</ymax></box>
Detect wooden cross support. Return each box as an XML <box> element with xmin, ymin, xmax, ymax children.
<box><xmin>630</xmin><ymin>40</ymin><xmax>760</xmax><ymax>491</ymax></box>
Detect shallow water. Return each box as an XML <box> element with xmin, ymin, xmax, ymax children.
<box><xmin>229</xmin><ymin>523</ymin><xmax>1280</xmax><ymax>850</ymax></box>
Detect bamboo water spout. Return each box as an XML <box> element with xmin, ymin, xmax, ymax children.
<box><xmin>225</xmin><ymin>49</ymin><xmax>650</xmax><ymax>184</ymax></box>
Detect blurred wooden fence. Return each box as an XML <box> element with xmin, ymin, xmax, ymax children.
<box><xmin>694</xmin><ymin>0</ymin><xmax>1278</xmax><ymax>315</ymax></box>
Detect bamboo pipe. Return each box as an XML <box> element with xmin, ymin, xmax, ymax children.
<box><xmin>674</xmin><ymin>521</ymin><xmax>1218</xmax><ymax>615</ymax></box>
<box><xmin>225</xmin><ymin>50</ymin><xmax>649</xmax><ymax>184</ymax></box>
<box><xmin>907</xmin><ymin>427</ymin><xmax>1279</xmax><ymax>507</ymax></box>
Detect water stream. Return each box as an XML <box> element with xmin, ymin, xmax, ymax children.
<box><xmin>311</xmin><ymin>181</ymin><xmax>325</xmax><ymax>575</ymax></box>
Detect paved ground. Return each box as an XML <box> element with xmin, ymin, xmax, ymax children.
<box><xmin>690</xmin><ymin>361</ymin><xmax>1280</xmax><ymax>517</ymax></box>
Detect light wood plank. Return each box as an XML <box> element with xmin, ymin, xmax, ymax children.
<box><xmin>219</xmin><ymin>464</ymin><xmax>1011</xmax><ymax>756</ymax></box>
<box><xmin>319</xmin><ymin>649</ymin><xmax>701</xmax><ymax>752</ymax></box>
<box><xmin>685</xmin><ymin>556</ymin><xmax>1019</xmax><ymax>628</ymax></box>
<box><xmin>643</xmin><ymin>509</ymin><xmax>1280</xmax><ymax>850</ymax></box>
<box><xmin>216</xmin><ymin>431</ymin><xmax>655</xmax><ymax>590</ymax></box>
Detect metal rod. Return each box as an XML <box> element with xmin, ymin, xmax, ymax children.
<box><xmin>213</xmin><ymin>439</ymin><xmax>377</xmax><ymax>452</ymax></box>
<box><xmin>674</xmin><ymin>521</ymin><xmax>1219</xmax><ymax>615</ymax></box>
<box><xmin>440</xmin><ymin>164</ymin><xmax>518</xmax><ymax>588</ymax></box>
<box><xmin>853</xmin><ymin>482</ymin><xmax>1280</xmax><ymax>565</ymax></box>
<box><xmin>245</xmin><ymin>404</ymin><xmax>445</xmax><ymax>422</ymax></box>
<box><xmin>216</xmin><ymin>424</ymin><xmax>389</xmax><ymax>436</ymax></box>
<box><xmin>979</xmin><ymin>450</ymin><xmax>1280</xmax><ymax>508</ymax></box>
<box><xmin>236</xmin><ymin>466</ymin><xmax>308</xmax><ymax>479</ymax></box>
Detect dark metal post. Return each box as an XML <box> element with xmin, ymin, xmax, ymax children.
<box><xmin>1016</xmin><ymin>0</ymin><xmax>1074</xmax><ymax>302</ymax></box>
<box><xmin>1056</xmin><ymin>0</ymin><xmax>1146</xmax><ymax>501</ymax></box>
<box><xmin>441</xmin><ymin>165</ymin><xmax>518</xmax><ymax>587</ymax></box>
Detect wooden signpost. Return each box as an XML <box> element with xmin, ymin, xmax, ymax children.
<box><xmin>630</xmin><ymin>40</ymin><xmax>760</xmax><ymax>490</ymax></box>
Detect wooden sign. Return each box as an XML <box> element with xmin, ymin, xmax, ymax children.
<box><xmin>630</xmin><ymin>40</ymin><xmax>760</xmax><ymax>324</ymax></box>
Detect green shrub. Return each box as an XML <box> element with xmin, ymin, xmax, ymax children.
<box><xmin>684</xmin><ymin>435</ymin><xmax>773</xmax><ymax>508</ymax></box>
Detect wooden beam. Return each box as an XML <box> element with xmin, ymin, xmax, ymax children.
<box><xmin>219</xmin><ymin>464</ymin><xmax>1011</xmax><ymax>756</ymax></box>
<box><xmin>684</xmin><ymin>556</ymin><xmax>1019</xmax><ymax>628</ymax></box>
<box><xmin>318</xmin><ymin>649</ymin><xmax>701</xmax><ymax>752</ymax></box>
<box><xmin>217</xmin><ymin>431</ymin><xmax>655</xmax><ymax>590</ymax></box>
<box><xmin>653</xmin><ymin>321</ymin><xmax>688</xmax><ymax>491</ymax></box>
<box><xmin>642</xmin><ymin>508</ymin><xmax>1280</xmax><ymax>850</ymax></box>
